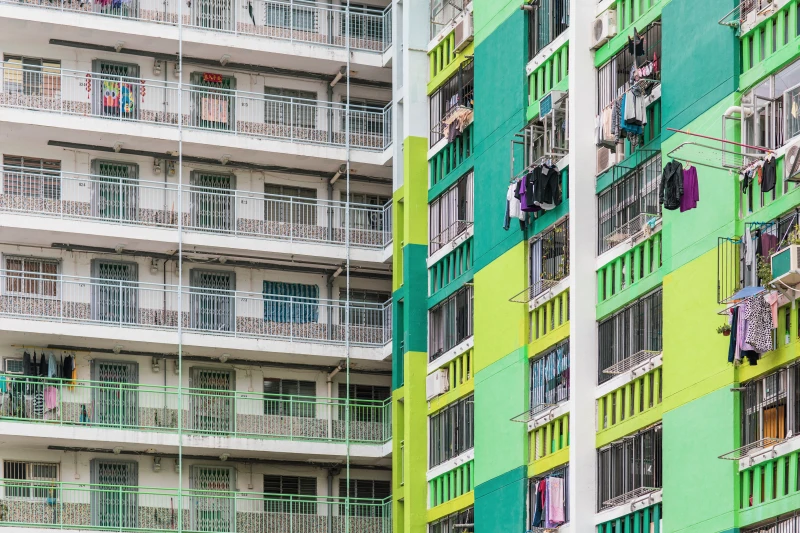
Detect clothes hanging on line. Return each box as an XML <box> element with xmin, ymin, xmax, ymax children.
<box><xmin>514</xmin><ymin>163</ymin><xmax>562</xmax><ymax>214</ymax></box>
<box><xmin>680</xmin><ymin>165</ymin><xmax>699</xmax><ymax>212</ymax></box>
<box><xmin>660</xmin><ymin>160</ymin><xmax>684</xmax><ymax>211</ymax></box>
<box><xmin>503</xmin><ymin>182</ymin><xmax>526</xmax><ymax>230</ymax></box>
<box><xmin>531</xmin><ymin>476</ymin><xmax>566</xmax><ymax>529</ymax></box>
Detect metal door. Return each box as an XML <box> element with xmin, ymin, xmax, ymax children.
<box><xmin>190</xmin><ymin>171</ymin><xmax>235</xmax><ymax>232</ymax></box>
<box><xmin>91</xmin><ymin>260</ymin><xmax>138</xmax><ymax>324</ymax></box>
<box><xmin>192</xmin><ymin>466</ymin><xmax>235</xmax><ymax>532</ymax></box>
<box><xmin>91</xmin><ymin>160</ymin><xmax>139</xmax><ymax>222</ymax></box>
<box><xmin>91</xmin><ymin>460</ymin><xmax>138</xmax><ymax>529</ymax></box>
<box><xmin>92</xmin><ymin>61</ymin><xmax>140</xmax><ymax>119</ymax></box>
<box><xmin>92</xmin><ymin>361</ymin><xmax>139</xmax><ymax>427</ymax></box>
<box><xmin>190</xmin><ymin>368</ymin><xmax>234</xmax><ymax>433</ymax></box>
<box><xmin>191</xmin><ymin>0</ymin><xmax>234</xmax><ymax>31</ymax></box>
<box><xmin>190</xmin><ymin>73</ymin><xmax>236</xmax><ymax>131</ymax></box>
<box><xmin>190</xmin><ymin>269</ymin><xmax>235</xmax><ymax>332</ymax></box>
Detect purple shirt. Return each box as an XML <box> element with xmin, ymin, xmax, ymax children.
<box><xmin>680</xmin><ymin>166</ymin><xmax>699</xmax><ymax>212</ymax></box>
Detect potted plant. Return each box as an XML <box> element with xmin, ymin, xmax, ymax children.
<box><xmin>717</xmin><ymin>324</ymin><xmax>732</xmax><ymax>337</ymax></box>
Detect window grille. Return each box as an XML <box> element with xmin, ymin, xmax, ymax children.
<box><xmin>264</xmin><ymin>184</ymin><xmax>317</xmax><ymax>225</ymax></box>
<box><xmin>338</xmin><ymin>383</ymin><xmax>390</xmax><ymax>423</ymax></box>
<box><xmin>743</xmin><ymin>513</ymin><xmax>800</xmax><ymax>533</ymax></box>
<box><xmin>530</xmin><ymin>340</ymin><xmax>570</xmax><ymax>411</ymax></box>
<box><xmin>340</xmin><ymin>290</ymin><xmax>390</xmax><ymax>328</ymax></box>
<box><xmin>529</xmin><ymin>217</ymin><xmax>569</xmax><ymax>298</ymax></box>
<box><xmin>528</xmin><ymin>465</ymin><xmax>569</xmax><ymax>526</ymax></box>
<box><xmin>263</xmin><ymin>281</ymin><xmax>319</xmax><ymax>324</ymax></box>
<box><xmin>597</xmin><ymin>424</ymin><xmax>662</xmax><ymax>511</ymax></box>
<box><xmin>5</xmin><ymin>256</ymin><xmax>59</xmax><ymax>297</ymax></box>
<box><xmin>2</xmin><ymin>155</ymin><xmax>61</xmax><ymax>200</ymax></box>
<box><xmin>429</xmin><ymin>59</ymin><xmax>474</xmax><ymax>146</ymax></box>
<box><xmin>527</xmin><ymin>0</ymin><xmax>570</xmax><ymax>59</ymax></box>
<box><xmin>339</xmin><ymin>478</ymin><xmax>390</xmax><ymax>516</ymax></box>
<box><xmin>265</xmin><ymin>0</ymin><xmax>318</xmax><ymax>31</ymax></box>
<box><xmin>4</xmin><ymin>461</ymin><xmax>58</xmax><ymax>500</ymax></box>
<box><xmin>429</xmin><ymin>506</ymin><xmax>474</xmax><ymax>533</ymax></box>
<box><xmin>741</xmin><ymin>361</ymin><xmax>800</xmax><ymax>447</ymax></box>
<box><xmin>428</xmin><ymin>394</ymin><xmax>474</xmax><ymax>468</ymax></box>
<box><xmin>429</xmin><ymin>171</ymin><xmax>474</xmax><ymax>255</ymax></box>
<box><xmin>428</xmin><ymin>284</ymin><xmax>474</xmax><ymax>361</ymax></box>
<box><xmin>2</xmin><ymin>55</ymin><xmax>61</xmax><ymax>97</ymax></box>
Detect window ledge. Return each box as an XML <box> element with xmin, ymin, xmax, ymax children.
<box><xmin>595</xmin><ymin>352</ymin><xmax>663</xmax><ymax>399</ymax></box>
<box><xmin>526</xmin><ymin>29</ymin><xmax>570</xmax><ymax>77</ymax></box>
<box><xmin>527</xmin><ymin>401</ymin><xmax>570</xmax><ymax>432</ymax></box>
<box><xmin>596</xmin><ymin>219</ymin><xmax>662</xmax><ymax>270</ymax></box>
<box><xmin>428</xmin><ymin>336</ymin><xmax>474</xmax><ymax>375</ymax></box>
<box><xmin>427</xmin><ymin>225</ymin><xmax>474</xmax><ymax>268</ymax></box>
<box><xmin>529</xmin><ymin>276</ymin><xmax>570</xmax><ymax>312</ymax></box>
<box><xmin>739</xmin><ymin>432</ymin><xmax>800</xmax><ymax>471</ymax></box>
<box><xmin>594</xmin><ymin>489</ymin><xmax>663</xmax><ymax>525</ymax></box>
<box><xmin>426</xmin><ymin>448</ymin><xmax>474</xmax><ymax>481</ymax></box>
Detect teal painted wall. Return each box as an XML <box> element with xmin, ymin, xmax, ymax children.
<box><xmin>474</xmin><ymin>466</ymin><xmax>528</xmax><ymax>533</ymax></box>
<box><xmin>403</xmin><ymin>244</ymin><xmax>430</xmax><ymax>354</ymax></box>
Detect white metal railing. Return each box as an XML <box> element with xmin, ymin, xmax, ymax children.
<box><xmin>0</xmin><ymin>0</ymin><xmax>393</xmax><ymax>52</ymax></box>
<box><xmin>0</xmin><ymin>165</ymin><xmax>393</xmax><ymax>249</ymax></box>
<box><xmin>0</xmin><ymin>63</ymin><xmax>393</xmax><ymax>151</ymax></box>
<box><xmin>0</xmin><ymin>269</ymin><xmax>392</xmax><ymax>346</ymax></box>
<box><xmin>602</xmin><ymin>212</ymin><xmax>659</xmax><ymax>249</ymax></box>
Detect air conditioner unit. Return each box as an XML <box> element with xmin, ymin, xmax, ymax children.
<box><xmin>591</xmin><ymin>10</ymin><xmax>617</xmax><ymax>50</ymax></box>
<box><xmin>539</xmin><ymin>90</ymin><xmax>567</xmax><ymax>119</ymax></box>
<box><xmin>596</xmin><ymin>146</ymin><xmax>615</xmax><ymax>175</ymax></box>
<box><xmin>785</xmin><ymin>142</ymin><xmax>800</xmax><ymax>183</ymax></box>
<box><xmin>453</xmin><ymin>14</ymin><xmax>474</xmax><ymax>53</ymax></box>
<box><xmin>426</xmin><ymin>369</ymin><xmax>450</xmax><ymax>400</ymax></box>
<box><xmin>3</xmin><ymin>358</ymin><xmax>23</xmax><ymax>374</ymax></box>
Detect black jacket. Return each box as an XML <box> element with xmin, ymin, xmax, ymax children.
<box><xmin>660</xmin><ymin>161</ymin><xmax>684</xmax><ymax>211</ymax></box>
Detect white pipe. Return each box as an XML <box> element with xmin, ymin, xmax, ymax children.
<box><xmin>724</xmin><ymin>105</ymin><xmax>753</xmax><ymax>118</ymax></box>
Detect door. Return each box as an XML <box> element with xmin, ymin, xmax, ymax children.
<box><xmin>192</xmin><ymin>466</ymin><xmax>235</xmax><ymax>532</ymax></box>
<box><xmin>191</xmin><ymin>0</ymin><xmax>234</xmax><ymax>31</ymax></box>
<box><xmin>190</xmin><ymin>171</ymin><xmax>235</xmax><ymax>232</ymax></box>
<box><xmin>190</xmin><ymin>72</ymin><xmax>236</xmax><ymax>131</ymax></box>
<box><xmin>91</xmin><ymin>160</ymin><xmax>139</xmax><ymax>222</ymax></box>
<box><xmin>190</xmin><ymin>270</ymin><xmax>235</xmax><ymax>332</ymax></box>
<box><xmin>92</xmin><ymin>361</ymin><xmax>139</xmax><ymax>427</ymax></box>
<box><xmin>190</xmin><ymin>368</ymin><xmax>234</xmax><ymax>433</ymax></box>
<box><xmin>92</xmin><ymin>61</ymin><xmax>140</xmax><ymax>120</ymax></box>
<box><xmin>91</xmin><ymin>460</ymin><xmax>138</xmax><ymax>529</ymax></box>
<box><xmin>91</xmin><ymin>260</ymin><xmax>138</xmax><ymax>324</ymax></box>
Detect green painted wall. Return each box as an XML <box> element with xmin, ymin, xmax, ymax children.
<box><xmin>474</xmin><ymin>467</ymin><xmax>527</xmax><ymax>533</ymax></box>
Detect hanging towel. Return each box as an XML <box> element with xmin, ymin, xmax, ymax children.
<box><xmin>546</xmin><ymin>477</ymin><xmax>565</xmax><ymax>526</ymax></box>
<box><xmin>48</xmin><ymin>353</ymin><xmax>57</xmax><ymax>379</ymax></box>
<box><xmin>44</xmin><ymin>386</ymin><xmax>58</xmax><ymax>411</ymax></box>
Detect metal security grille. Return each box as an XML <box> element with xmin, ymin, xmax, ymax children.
<box><xmin>428</xmin><ymin>284</ymin><xmax>474</xmax><ymax>361</ymax></box>
<box><xmin>91</xmin><ymin>460</ymin><xmax>138</xmax><ymax>529</ymax></box>
<box><xmin>191</xmin><ymin>73</ymin><xmax>236</xmax><ymax>130</ymax></box>
<box><xmin>429</xmin><ymin>171</ymin><xmax>474</xmax><ymax>254</ymax></box>
<box><xmin>597</xmin><ymin>424</ymin><xmax>662</xmax><ymax>511</ymax></box>
<box><xmin>4</xmin><ymin>461</ymin><xmax>58</xmax><ymax>500</ymax></box>
<box><xmin>92</xmin><ymin>361</ymin><xmax>139</xmax><ymax>427</ymax></box>
<box><xmin>527</xmin><ymin>0</ymin><xmax>570</xmax><ymax>59</ymax></box>
<box><xmin>529</xmin><ymin>217</ymin><xmax>569</xmax><ymax>298</ymax></box>
<box><xmin>190</xmin><ymin>270</ymin><xmax>235</xmax><ymax>332</ymax></box>
<box><xmin>5</xmin><ymin>256</ymin><xmax>59</xmax><ymax>297</ymax></box>
<box><xmin>192</xmin><ymin>0</ymin><xmax>234</xmax><ymax>31</ymax></box>
<box><xmin>191</xmin><ymin>172</ymin><xmax>235</xmax><ymax>232</ymax></box>
<box><xmin>428</xmin><ymin>394</ymin><xmax>474</xmax><ymax>468</ymax></box>
<box><xmin>92</xmin><ymin>61</ymin><xmax>140</xmax><ymax>119</ymax></box>
<box><xmin>263</xmin><ymin>475</ymin><xmax>317</xmax><ymax>514</ymax></box>
<box><xmin>263</xmin><ymin>378</ymin><xmax>316</xmax><ymax>417</ymax></box>
<box><xmin>91</xmin><ymin>261</ymin><xmax>138</xmax><ymax>324</ymax></box>
<box><xmin>3</xmin><ymin>154</ymin><xmax>61</xmax><ymax>200</ymax></box>
<box><xmin>741</xmin><ymin>362</ymin><xmax>800</xmax><ymax>447</ymax></box>
<box><xmin>529</xmin><ymin>340</ymin><xmax>570</xmax><ymax>412</ymax></box>
<box><xmin>192</xmin><ymin>466</ymin><xmax>234</xmax><ymax>532</ymax></box>
<box><xmin>597</xmin><ymin>152</ymin><xmax>662</xmax><ymax>254</ymax></box>
<box><xmin>598</xmin><ymin>288</ymin><xmax>662</xmax><ymax>384</ymax></box>
<box><xmin>429</xmin><ymin>505</ymin><xmax>473</xmax><ymax>533</ymax></box>
<box><xmin>528</xmin><ymin>465</ymin><xmax>569</xmax><ymax>526</ymax></box>
<box><xmin>92</xmin><ymin>160</ymin><xmax>139</xmax><ymax>221</ymax></box>
<box><xmin>429</xmin><ymin>58</ymin><xmax>474</xmax><ymax>146</ymax></box>
<box><xmin>191</xmin><ymin>368</ymin><xmax>234</xmax><ymax>433</ymax></box>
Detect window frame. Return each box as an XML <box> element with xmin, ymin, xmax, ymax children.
<box><xmin>2</xmin><ymin>154</ymin><xmax>62</xmax><ymax>200</ymax></box>
<box><xmin>429</xmin><ymin>170</ymin><xmax>474</xmax><ymax>255</ymax></box>
<box><xmin>596</xmin><ymin>424</ymin><xmax>662</xmax><ymax>511</ymax></box>
<box><xmin>263</xmin><ymin>378</ymin><xmax>317</xmax><ymax>418</ymax></box>
<box><xmin>3</xmin><ymin>460</ymin><xmax>59</xmax><ymax>501</ymax></box>
<box><xmin>3</xmin><ymin>255</ymin><xmax>60</xmax><ymax>299</ymax></box>
<box><xmin>428</xmin><ymin>284</ymin><xmax>474</xmax><ymax>362</ymax></box>
<box><xmin>428</xmin><ymin>394</ymin><xmax>474</xmax><ymax>468</ymax></box>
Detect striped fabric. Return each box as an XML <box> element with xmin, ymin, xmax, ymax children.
<box><xmin>263</xmin><ymin>281</ymin><xmax>319</xmax><ymax>324</ymax></box>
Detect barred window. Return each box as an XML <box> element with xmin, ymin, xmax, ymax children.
<box><xmin>3</xmin><ymin>155</ymin><xmax>61</xmax><ymax>200</ymax></box>
<box><xmin>741</xmin><ymin>362</ymin><xmax>800</xmax><ymax>447</ymax></box>
<box><xmin>428</xmin><ymin>394</ymin><xmax>474</xmax><ymax>468</ymax></box>
<box><xmin>338</xmin><ymin>478</ymin><xmax>390</xmax><ymax>517</ymax></box>
<box><xmin>263</xmin><ymin>474</ymin><xmax>317</xmax><ymax>514</ymax></box>
<box><xmin>5</xmin><ymin>256</ymin><xmax>59</xmax><ymax>297</ymax></box>
<box><xmin>429</xmin><ymin>171</ymin><xmax>474</xmax><ymax>255</ymax></box>
<box><xmin>597</xmin><ymin>424</ymin><xmax>662</xmax><ymax>511</ymax></box>
<box><xmin>263</xmin><ymin>378</ymin><xmax>316</xmax><ymax>418</ymax></box>
<box><xmin>263</xmin><ymin>184</ymin><xmax>317</xmax><ymax>225</ymax></box>
<box><xmin>428</xmin><ymin>284</ymin><xmax>474</xmax><ymax>362</ymax></box>
<box><xmin>338</xmin><ymin>383</ymin><xmax>390</xmax><ymax>423</ymax></box>
<box><xmin>4</xmin><ymin>461</ymin><xmax>59</xmax><ymax>500</ymax></box>
<box><xmin>529</xmin><ymin>217</ymin><xmax>569</xmax><ymax>298</ymax></box>
<box><xmin>528</xmin><ymin>465</ymin><xmax>569</xmax><ymax>527</ymax></box>
<box><xmin>2</xmin><ymin>55</ymin><xmax>61</xmax><ymax>97</ymax></box>
<box><xmin>429</xmin><ymin>506</ymin><xmax>473</xmax><ymax>533</ymax></box>
<box><xmin>530</xmin><ymin>340</ymin><xmax>570</xmax><ymax>412</ymax></box>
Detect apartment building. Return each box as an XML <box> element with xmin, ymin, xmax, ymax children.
<box><xmin>392</xmin><ymin>1</ymin><xmax>800</xmax><ymax>533</ymax></box>
<box><xmin>0</xmin><ymin>0</ymin><xmax>396</xmax><ymax>531</ymax></box>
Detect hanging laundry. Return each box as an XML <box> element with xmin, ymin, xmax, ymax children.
<box><xmin>680</xmin><ymin>165</ymin><xmax>699</xmax><ymax>212</ymax></box>
<box><xmin>765</xmin><ymin>292</ymin><xmax>782</xmax><ymax>328</ymax></box>
<box><xmin>37</xmin><ymin>352</ymin><xmax>47</xmax><ymax>378</ymax></box>
<box><xmin>503</xmin><ymin>182</ymin><xmax>524</xmax><ymax>230</ymax></box>
<box><xmin>660</xmin><ymin>161</ymin><xmax>684</xmax><ymax>210</ymax></box>
<box><xmin>760</xmin><ymin>231</ymin><xmax>778</xmax><ymax>257</ymax></box>
<box><xmin>48</xmin><ymin>353</ymin><xmax>57</xmax><ymax>379</ymax></box>
<box><xmin>745</xmin><ymin>294</ymin><xmax>775</xmax><ymax>354</ymax></box>
<box><xmin>762</xmin><ymin>155</ymin><xmax>777</xmax><ymax>193</ymax></box>
<box><xmin>22</xmin><ymin>351</ymin><xmax>31</xmax><ymax>376</ymax></box>
<box><xmin>532</xmin><ymin>478</ymin><xmax>545</xmax><ymax>527</ymax></box>
<box><xmin>546</xmin><ymin>477</ymin><xmax>565</xmax><ymax>526</ymax></box>
<box><xmin>44</xmin><ymin>386</ymin><xmax>58</xmax><ymax>411</ymax></box>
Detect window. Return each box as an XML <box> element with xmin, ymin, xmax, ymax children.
<box><xmin>430</xmin><ymin>507</ymin><xmax>473</xmax><ymax>533</ymax></box>
<box><xmin>339</xmin><ymin>383</ymin><xmax>390</xmax><ymax>423</ymax></box>
<box><xmin>4</xmin><ymin>461</ymin><xmax>58</xmax><ymax>500</ymax></box>
<box><xmin>263</xmin><ymin>475</ymin><xmax>317</xmax><ymax>514</ymax></box>
<box><xmin>3</xmin><ymin>155</ymin><xmax>61</xmax><ymax>200</ymax></box>
<box><xmin>428</xmin><ymin>285</ymin><xmax>474</xmax><ymax>362</ymax></box>
<box><xmin>264</xmin><ymin>87</ymin><xmax>318</xmax><ymax>128</ymax></box>
<box><xmin>189</xmin><ymin>269</ymin><xmax>234</xmax><ymax>332</ymax></box>
<box><xmin>741</xmin><ymin>362</ymin><xmax>800</xmax><ymax>447</ymax></box>
<box><xmin>264</xmin><ymin>184</ymin><xmax>317</xmax><ymax>225</ymax></box>
<box><xmin>5</xmin><ymin>256</ymin><xmax>59</xmax><ymax>297</ymax></box>
<box><xmin>743</xmin><ymin>58</ymin><xmax>800</xmax><ymax>153</ymax></box>
<box><xmin>3</xmin><ymin>358</ymin><xmax>23</xmax><ymax>374</ymax></box>
<box><xmin>265</xmin><ymin>0</ymin><xmax>317</xmax><ymax>31</ymax></box>
<box><xmin>263</xmin><ymin>281</ymin><xmax>319</xmax><ymax>324</ymax></box>
<box><xmin>342</xmin><ymin>3</ymin><xmax>385</xmax><ymax>40</ymax></box>
<box><xmin>339</xmin><ymin>478</ymin><xmax>390</xmax><ymax>516</ymax></box>
<box><xmin>743</xmin><ymin>513</ymin><xmax>800</xmax><ymax>533</ymax></box>
<box><xmin>529</xmin><ymin>465</ymin><xmax>568</xmax><ymax>528</ymax></box>
<box><xmin>2</xmin><ymin>55</ymin><xmax>61</xmax><ymax>97</ymax></box>
<box><xmin>429</xmin><ymin>58</ymin><xmax>474</xmax><ymax>146</ymax></box>
<box><xmin>530</xmin><ymin>340</ymin><xmax>570</xmax><ymax>411</ymax></box>
<box><xmin>429</xmin><ymin>171</ymin><xmax>474</xmax><ymax>255</ymax></box>
<box><xmin>263</xmin><ymin>378</ymin><xmax>317</xmax><ymax>418</ymax></box>
<box><xmin>597</xmin><ymin>289</ymin><xmax>662</xmax><ymax>384</ymax></box>
<box><xmin>527</xmin><ymin>0</ymin><xmax>570</xmax><ymax>59</ymax></box>
<box><xmin>92</xmin><ymin>61</ymin><xmax>141</xmax><ymax>119</ymax></box>
<box><xmin>596</xmin><ymin>22</ymin><xmax>661</xmax><ymax>114</ymax></box>
<box><xmin>341</xmin><ymin>290</ymin><xmax>391</xmax><ymax>328</ymax></box>
<box><xmin>344</xmin><ymin>96</ymin><xmax>389</xmax><ymax>138</ymax></box>
<box><xmin>597</xmin><ymin>153</ymin><xmax>661</xmax><ymax>254</ymax></box>
<box><xmin>428</xmin><ymin>394</ymin><xmax>474</xmax><ymax>468</ymax></box>
<box><xmin>597</xmin><ymin>424</ymin><xmax>662</xmax><ymax>510</ymax></box>
<box><xmin>345</xmin><ymin>192</ymin><xmax>391</xmax><ymax>233</ymax></box>
<box><xmin>528</xmin><ymin>217</ymin><xmax>569</xmax><ymax>298</ymax></box>
<box><xmin>429</xmin><ymin>0</ymin><xmax>465</xmax><ymax>38</ymax></box>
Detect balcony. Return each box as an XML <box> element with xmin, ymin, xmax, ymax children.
<box><xmin>0</xmin><ymin>376</ymin><xmax>391</xmax><ymax>443</ymax></box>
<box><xmin>0</xmin><ymin>0</ymin><xmax>393</xmax><ymax>53</ymax></box>
<box><xmin>0</xmin><ymin>165</ymin><xmax>392</xmax><ymax>251</ymax></box>
<box><xmin>527</xmin><ymin>0</ymin><xmax>570</xmax><ymax>59</ymax></box>
<box><xmin>0</xmin><ymin>63</ymin><xmax>393</xmax><ymax>152</ymax></box>
<box><xmin>0</xmin><ymin>269</ymin><xmax>392</xmax><ymax>347</ymax></box>
<box><xmin>429</xmin><ymin>58</ymin><xmax>474</xmax><ymax>147</ymax></box>
<box><xmin>0</xmin><ymin>479</ymin><xmax>392</xmax><ymax>533</ymax></box>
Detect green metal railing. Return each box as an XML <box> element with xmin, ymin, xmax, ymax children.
<box><xmin>0</xmin><ymin>479</ymin><xmax>392</xmax><ymax>533</ymax></box>
<box><xmin>0</xmin><ymin>376</ymin><xmax>391</xmax><ymax>444</ymax></box>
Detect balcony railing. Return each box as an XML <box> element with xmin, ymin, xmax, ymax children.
<box><xmin>0</xmin><ymin>63</ymin><xmax>393</xmax><ymax>151</ymax></box>
<box><xmin>0</xmin><ymin>165</ymin><xmax>393</xmax><ymax>249</ymax></box>
<box><xmin>0</xmin><ymin>479</ymin><xmax>392</xmax><ymax>533</ymax></box>
<box><xmin>0</xmin><ymin>269</ymin><xmax>392</xmax><ymax>346</ymax></box>
<box><xmin>0</xmin><ymin>376</ymin><xmax>391</xmax><ymax>443</ymax></box>
<box><xmin>0</xmin><ymin>0</ymin><xmax>393</xmax><ymax>52</ymax></box>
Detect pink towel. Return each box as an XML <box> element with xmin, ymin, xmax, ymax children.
<box><xmin>44</xmin><ymin>386</ymin><xmax>58</xmax><ymax>411</ymax></box>
<box><xmin>546</xmin><ymin>477</ymin><xmax>565</xmax><ymax>526</ymax></box>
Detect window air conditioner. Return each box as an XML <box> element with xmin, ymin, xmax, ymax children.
<box><xmin>426</xmin><ymin>369</ymin><xmax>450</xmax><ymax>400</ymax></box>
<box><xmin>591</xmin><ymin>10</ymin><xmax>617</xmax><ymax>50</ymax></box>
<box><xmin>453</xmin><ymin>14</ymin><xmax>474</xmax><ymax>53</ymax></box>
<box><xmin>539</xmin><ymin>90</ymin><xmax>567</xmax><ymax>119</ymax></box>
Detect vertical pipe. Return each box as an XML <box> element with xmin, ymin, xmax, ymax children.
<box><xmin>177</xmin><ymin>0</ymin><xmax>184</xmax><ymax>527</ymax></box>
